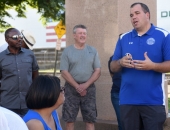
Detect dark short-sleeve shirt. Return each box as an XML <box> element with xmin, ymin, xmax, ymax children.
<box><xmin>108</xmin><ymin>56</ymin><xmax>121</xmax><ymax>93</ymax></box>
<box><xmin>0</xmin><ymin>48</ymin><xmax>39</xmax><ymax>109</ymax></box>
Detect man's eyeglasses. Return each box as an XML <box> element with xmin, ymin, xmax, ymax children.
<box><xmin>8</xmin><ymin>35</ymin><xmax>23</xmax><ymax>40</ymax></box>
<box><xmin>60</xmin><ymin>87</ymin><xmax>65</xmax><ymax>93</ymax></box>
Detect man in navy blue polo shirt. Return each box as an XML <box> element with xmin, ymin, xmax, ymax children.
<box><xmin>111</xmin><ymin>2</ymin><xmax>170</xmax><ymax>130</ymax></box>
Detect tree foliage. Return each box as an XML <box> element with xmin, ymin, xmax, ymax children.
<box><xmin>0</xmin><ymin>0</ymin><xmax>65</xmax><ymax>32</ymax></box>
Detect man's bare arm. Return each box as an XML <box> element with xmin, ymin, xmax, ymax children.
<box><xmin>110</xmin><ymin>60</ymin><xmax>122</xmax><ymax>73</ymax></box>
<box><xmin>61</xmin><ymin>70</ymin><xmax>79</xmax><ymax>89</ymax></box>
<box><xmin>32</xmin><ymin>70</ymin><xmax>39</xmax><ymax>80</ymax></box>
<box><xmin>85</xmin><ymin>68</ymin><xmax>101</xmax><ymax>87</ymax></box>
<box><xmin>78</xmin><ymin>68</ymin><xmax>101</xmax><ymax>92</ymax></box>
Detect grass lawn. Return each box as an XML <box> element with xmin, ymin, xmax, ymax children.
<box><xmin>39</xmin><ymin>69</ymin><xmax>60</xmax><ymax>73</ymax></box>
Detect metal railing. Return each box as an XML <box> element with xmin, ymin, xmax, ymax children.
<box><xmin>33</xmin><ymin>48</ymin><xmax>63</xmax><ymax>70</ymax></box>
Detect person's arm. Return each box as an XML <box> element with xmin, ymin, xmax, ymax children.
<box><xmin>79</xmin><ymin>49</ymin><xmax>101</xmax><ymax>91</ymax></box>
<box><xmin>111</xmin><ymin>53</ymin><xmax>134</xmax><ymax>72</ymax></box>
<box><xmin>110</xmin><ymin>60</ymin><xmax>122</xmax><ymax>73</ymax></box>
<box><xmin>108</xmin><ymin>56</ymin><xmax>115</xmax><ymax>78</ymax></box>
<box><xmin>61</xmin><ymin>70</ymin><xmax>79</xmax><ymax>89</ymax></box>
<box><xmin>85</xmin><ymin>49</ymin><xmax>101</xmax><ymax>86</ymax></box>
<box><xmin>61</xmin><ymin>70</ymin><xmax>87</xmax><ymax>96</ymax></box>
<box><xmin>110</xmin><ymin>38</ymin><xmax>124</xmax><ymax>73</ymax></box>
<box><xmin>79</xmin><ymin>68</ymin><xmax>101</xmax><ymax>92</ymax></box>
<box><xmin>32</xmin><ymin>70</ymin><xmax>39</xmax><ymax>80</ymax></box>
<box><xmin>153</xmin><ymin>61</ymin><xmax>170</xmax><ymax>73</ymax></box>
<box><xmin>142</xmin><ymin>34</ymin><xmax>170</xmax><ymax>73</ymax></box>
<box><xmin>85</xmin><ymin>68</ymin><xmax>101</xmax><ymax>87</ymax></box>
<box><xmin>60</xmin><ymin>48</ymin><xmax>80</xmax><ymax>88</ymax></box>
<box><xmin>31</xmin><ymin>51</ymin><xmax>39</xmax><ymax>80</ymax></box>
<box><xmin>26</xmin><ymin>120</ymin><xmax>44</xmax><ymax>130</ymax></box>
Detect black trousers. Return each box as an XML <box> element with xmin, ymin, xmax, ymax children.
<box><xmin>120</xmin><ymin>105</ymin><xmax>166</xmax><ymax>130</ymax></box>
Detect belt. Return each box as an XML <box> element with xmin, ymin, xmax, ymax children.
<box><xmin>76</xmin><ymin>81</ymin><xmax>86</xmax><ymax>84</ymax></box>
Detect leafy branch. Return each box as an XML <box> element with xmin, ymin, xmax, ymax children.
<box><xmin>0</xmin><ymin>0</ymin><xmax>65</xmax><ymax>32</ymax></box>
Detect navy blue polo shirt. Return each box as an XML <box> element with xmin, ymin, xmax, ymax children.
<box><xmin>112</xmin><ymin>24</ymin><xmax>170</xmax><ymax>105</ymax></box>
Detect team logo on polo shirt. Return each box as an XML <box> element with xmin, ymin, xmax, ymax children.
<box><xmin>146</xmin><ymin>38</ymin><xmax>155</xmax><ymax>45</ymax></box>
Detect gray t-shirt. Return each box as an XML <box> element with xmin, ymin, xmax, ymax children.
<box><xmin>60</xmin><ymin>44</ymin><xmax>101</xmax><ymax>82</ymax></box>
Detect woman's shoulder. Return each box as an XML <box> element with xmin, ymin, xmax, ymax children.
<box><xmin>26</xmin><ymin>119</ymin><xmax>44</xmax><ymax>130</ymax></box>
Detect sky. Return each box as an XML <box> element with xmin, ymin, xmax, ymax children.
<box><xmin>0</xmin><ymin>8</ymin><xmax>66</xmax><ymax>48</ymax></box>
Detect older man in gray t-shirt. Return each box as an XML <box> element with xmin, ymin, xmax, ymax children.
<box><xmin>60</xmin><ymin>24</ymin><xmax>101</xmax><ymax>130</ymax></box>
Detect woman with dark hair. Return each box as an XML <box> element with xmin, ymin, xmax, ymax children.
<box><xmin>23</xmin><ymin>75</ymin><xmax>64</xmax><ymax>130</ymax></box>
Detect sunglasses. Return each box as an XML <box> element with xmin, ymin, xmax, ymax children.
<box><xmin>8</xmin><ymin>35</ymin><xmax>23</xmax><ymax>40</ymax></box>
<box><xmin>60</xmin><ymin>87</ymin><xmax>65</xmax><ymax>93</ymax></box>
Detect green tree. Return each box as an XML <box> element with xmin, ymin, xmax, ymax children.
<box><xmin>0</xmin><ymin>0</ymin><xmax>65</xmax><ymax>32</ymax></box>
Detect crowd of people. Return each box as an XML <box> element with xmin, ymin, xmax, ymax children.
<box><xmin>0</xmin><ymin>2</ymin><xmax>170</xmax><ymax>130</ymax></box>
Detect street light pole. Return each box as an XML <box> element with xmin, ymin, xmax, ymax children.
<box><xmin>53</xmin><ymin>49</ymin><xmax>58</xmax><ymax>76</ymax></box>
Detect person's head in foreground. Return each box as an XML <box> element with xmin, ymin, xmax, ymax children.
<box><xmin>23</xmin><ymin>75</ymin><xmax>65</xmax><ymax>130</ymax></box>
<box><xmin>0</xmin><ymin>107</ymin><xmax>28</xmax><ymax>130</ymax></box>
